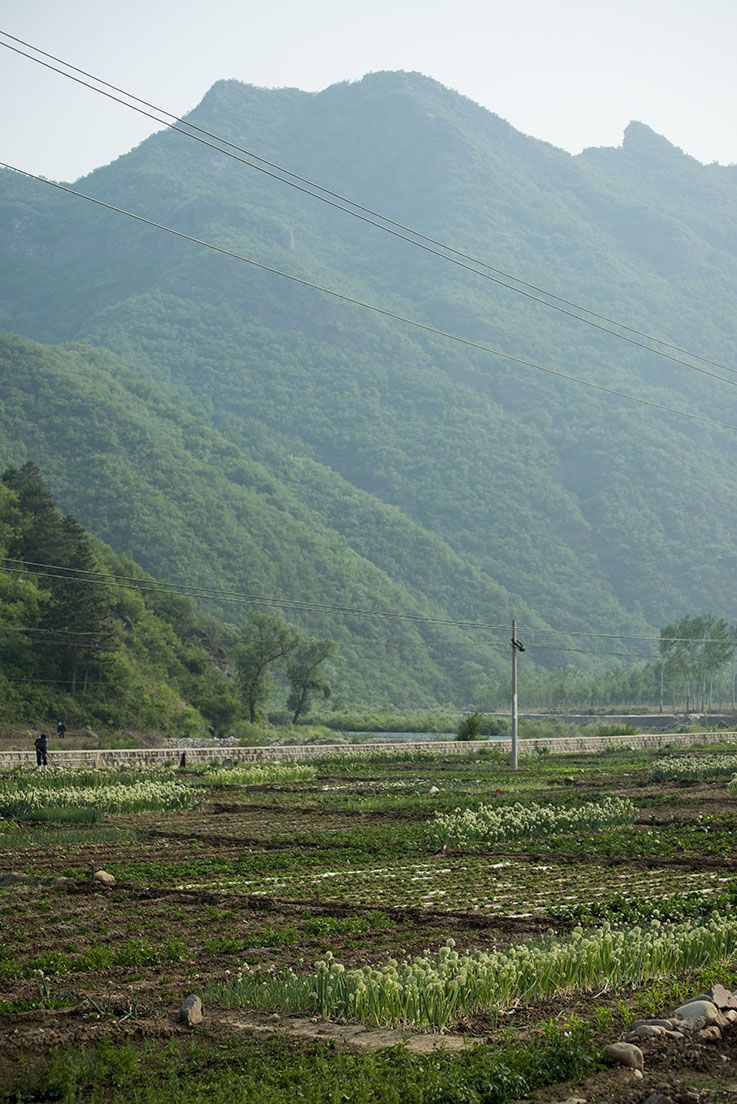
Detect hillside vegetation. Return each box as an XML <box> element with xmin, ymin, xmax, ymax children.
<box><xmin>0</xmin><ymin>462</ymin><xmax>239</xmax><ymax>734</ymax></box>
<box><xmin>2</xmin><ymin>72</ymin><xmax>737</xmax><ymax>701</ymax></box>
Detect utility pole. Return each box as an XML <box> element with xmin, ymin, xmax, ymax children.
<box><xmin>659</xmin><ymin>659</ymin><xmax>664</xmax><ymax>714</ymax></box>
<box><xmin>511</xmin><ymin>619</ymin><xmax>525</xmax><ymax>770</ymax></box>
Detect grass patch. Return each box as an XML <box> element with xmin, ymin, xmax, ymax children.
<box><xmin>3</xmin><ymin>1023</ymin><xmax>600</xmax><ymax>1104</ymax></box>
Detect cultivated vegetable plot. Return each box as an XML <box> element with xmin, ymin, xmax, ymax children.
<box><xmin>204</xmin><ymin>763</ymin><xmax>317</xmax><ymax>785</ymax></box>
<box><xmin>176</xmin><ymin>856</ymin><xmax>730</xmax><ymax>916</ymax></box>
<box><xmin>3</xmin><ymin>739</ymin><xmax>737</xmax><ymax>1093</ymax></box>
<box><xmin>0</xmin><ymin>767</ymin><xmax>199</xmax><ymax>822</ymax></box>
<box><xmin>651</xmin><ymin>754</ymin><xmax>737</xmax><ymax>782</ymax></box>
<box><xmin>428</xmin><ymin>796</ymin><xmax>636</xmax><ymax>850</ymax></box>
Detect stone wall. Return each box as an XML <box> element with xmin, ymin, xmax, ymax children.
<box><xmin>3</xmin><ymin>730</ymin><xmax>737</xmax><ymax>770</ymax></box>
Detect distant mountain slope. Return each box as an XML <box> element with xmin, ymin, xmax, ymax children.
<box><xmin>0</xmin><ymin>331</ymin><xmax>525</xmax><ymax>703</ymax></box>
<box><xmin>2</xmin><ymin>71</ymin><xmax>737</xmax><ymax>700</ymax></box>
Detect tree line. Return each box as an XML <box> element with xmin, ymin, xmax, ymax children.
<box><xmin>482</xmin><ymin>613</ymin><xmax>737</xmax><ymax>715</ymax></box>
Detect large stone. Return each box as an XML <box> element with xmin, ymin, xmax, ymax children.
<box><xmin>603</xmin><ymin>1042</ymin><xmax>644</xmax><ymax>1071</ymax></box>
<box><xmin>695</xmin><ymin>1025</ymin><xmax>722</xmax><ymax>1042</ymax></box>
<box><xmin>179</xmin><ymin>994</ymin><xmax>203</xmax><ymax>1026</ymax></box>
<box><xmin>627</xmin><ymin>1025</ymin><xmax>666</xmax><ymax>1040</ymax></box>
<box><xmin>707</xmin><ymin>983</ymin><xmax>737</xmax><ymax>1010</ymax></box>
<box><xmin>644</xmin><ymin>1094</ymin><xmax>672</xmax><ymax>1104</ymax></box>
<box><xmin>672</xmin><ymin>1000</ymin><xmax>726</xmax><ymax>1032</ymax></box>
<box><xmin>92</xmin><ymin>869</ymin><xmax>116</xmax><ymax>887</ymax></box>
<box><xmin>630</xmin><ymin>1018</ymin><xmax>674</xmax><ymax>1031</ymax></box>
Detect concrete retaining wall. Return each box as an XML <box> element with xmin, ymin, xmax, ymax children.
<box><xmin>3</xmin><ymin>730</ymin><xmax>737</xmax><ymax>770</ymax></box>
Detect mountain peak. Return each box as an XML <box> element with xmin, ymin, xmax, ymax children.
<box><xmin>621</xmin><ymin>120</ymin><xmax>689</xmax><ymax>160</ymax></box>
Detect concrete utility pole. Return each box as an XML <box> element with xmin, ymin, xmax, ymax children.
<box><xmin>511</xmin><ymin>619</ymin><xmax>525</xmax><ymax>769</ymax></box>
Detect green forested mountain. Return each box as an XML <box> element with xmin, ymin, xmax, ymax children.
<box><xmin>0</xmin><ymin>462</ymin><xmax>239</xmax><ymax>732</ymax></box>
<box><xmin>2</xmin><ymin>71</ymin><xmax>737</xmax><ymax>703</ymax></box>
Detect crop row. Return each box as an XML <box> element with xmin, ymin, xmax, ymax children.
<box><xmin>204</xmin><ymin>764</ymin><xmax>317</xmax><ymax>786</ymax></box>
<box><xmin>210</xmin><ymin>917</ymin><xmax>737</xmax><ymax>1030</ymax></box>
<box><xmin>0</xmin><ymin>778</ymin><xmax>199</xmax><ymax>820</ymax></box>
<box><xmin>173</xmin><ymin>857</ymin><xmax>728</xmax><ymax>916</ymax></box>
<box><xmin>429</xmin><ymin>796</ymin><xmax>636</xmax><ymax>849</ymax></box>
<box><xmin>651</xmin><ymin>755</ymin><xmax>737</xmax><ymax>782</ymax></box>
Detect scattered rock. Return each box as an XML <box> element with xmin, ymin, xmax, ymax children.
<box><xmin>725</xmin><ymin>1009</ymin><xmax>737</xmax><ymax>1024</ymax></box>
<box><xmin>603</xmin><ymin>1042</ymin><xmax>644</xmax><ymax>1071</ymax></box>
<box><xmin>92</xmin><ymin>869</ymin><xmax>116</xmax><ymax>887</ymax></box>
<box><xmin>674</xmin><ymin>1093</ymin><xmax>700</xmax><ymax>1104</ymax></box>
<box><xmin>644</xmin><ymin>1094</ymin><xmax>672</xmax><ymax>1104</ymax></box>
<box><xmin>179</xmin><ymin>994</ymin><xmax>203</xmax><ymax>1026</ymax></box>
<box><xmin>0</xmin><ymin>873</ymin><xmax>33</xmax><ymax>886</ymax></box>
<box><xmin>672</xmin><ymin>1000</ymin><xmax>726</xmax><ymax>1031</ymax></box>
<box><xmin>706</xmin><ymin>983</ymin><xmax>737</xmax><ymax>1010</ymax></box>
<box><xmin>694</xmin><ymin>1025</ymin><xmax>722</xmax><ymax>1042</ymax></box>
<box><xmin>428</xmin><ymin>786</ymin><xmax>440</xmax><ymax>794</ymax></box>
<box><xmin>555</xmin><ymin>1098</ymin><xmax>587</xmax><ymax>1104</ymax></box>
<box><xmin>627</xmin><ymin>1025</ymin><xmax>667</xmax><ymax>1040</ymax></box>
<box><xmin>630</xmin><ymin>1018</ymin><xmax>674</xmax><ymax>1031</ymax></box>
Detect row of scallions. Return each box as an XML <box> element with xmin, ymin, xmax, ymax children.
<box><xmin>0</xmin><ymin>771</ymin><xmax>198</xmax><ymax>819</ymax></box>
<box><xmin>204</xmin><ymin>763</ymin><xmax>316</xmax><ymax>786</ymax></box>
<box><xmin>428</xmin><ymin>795</ymin><xmax>636</xmax><ymax>850</ymax></box>
<box><xmin>651</xmin><ymin>754</ymin><xmax>737</xmax><ymax>782</ymax></box>
<box><xmin>210</xmin><ymin>918</ymin><xmax>737</xmax><ymax>1031</ymax></box>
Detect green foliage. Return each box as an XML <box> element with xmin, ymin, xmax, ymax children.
<box><xmin>456</xmin><ymin>711</ymin><xmax>483</xmax><ymax>741</ymax></box>
<box><xmin>211</xmin><ymin>918</ymin><xmax>737</xmax><ymax>1029</ymax></box>
<box><xmin>286</xmin><ymin>638</ymin><xmax>339</xmax><ymax>723</ymax></box>
<box><xmin>0</xmin><ymin>766</ymin><xmax>200</xmax><ymax>820</ymax></box>
<box><xmin>430</xmin><ymin>796</ymin><xmax>636</xmax><ymax>850</ymax></box>
<box><xmin>234</xmin><ymin>613</ymin><xmax>296</xmax><ymax>723</ymax></box>
<box><xmin>3</xmin><ymin>1025</ymin><xmax>600</xmax><ymax>1104</ymax></box>
<box><xmin>549</xmin><ymin>883</ymin><xmax>737</xmax><ymax>926</ymax></box>
<box><xmin>0</xmin><ymin>464</ymin><xmax>239</xmax><ymax>733</ymax></box>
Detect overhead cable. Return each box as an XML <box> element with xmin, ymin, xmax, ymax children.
<box><xmin>2</xmin><ymin>31</ymin><xmax>736</xmax><ymax>387</ymax></box>
<box><xmin>2</xmin><ymin>162</ymin><xmax>735</xmax><ymax>435</ymax></box>
<box><xmin>0</xmin><ymin>557</ymin><xmax>514</xmax><ymax>632</ymax></box>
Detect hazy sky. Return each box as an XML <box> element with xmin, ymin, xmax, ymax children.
<box><xmin>2</xmin><ymin>0</ymin><xmax>737</xmax><ymax>181</ymax></box>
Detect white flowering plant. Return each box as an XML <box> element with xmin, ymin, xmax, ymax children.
<box><xmin>211</xmin><ymin>917</ymin><xmax>737</xmax><ymax>1030</ymax></box>
<box><xmin>428</xmin><ymin>796</ymin><xmax>636</xmax><ymax>850</ymax></box>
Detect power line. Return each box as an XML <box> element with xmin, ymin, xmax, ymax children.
<box><xmin>0</xmin><ymin>675</ymin><xmax>84</xmax><ymax>684</ymax></box>
<box><xmin>529</xmin><ymin>642</ymin><xmax>660</xmax><ymax>661</ymax></box>
<box><xmin>2</xmin><ymin>559</ymin><xmax>721</xmax><ymax>664</ymax></box>
<box><xmin>0</xmin><ymin>623</ymin><xmax>113</xmax><ymax>638</ymax></box>
<box><xmin>3</xmin><ymin>162</ymin><xmax>736</xmax><ymax>436</ymax></box>
<box><xmin>2</xmin><ymin>31</ymin><xmax>736</xmax><ymax>389</ymax></box>
<box><xmin>6</xmin><ymin>558</ymin><xmax>737</xmax><ymax>649</ymax></box>
<box><xmin>0</xmin><ymin>557</ymin><xmax>514</xmax><ymax>632</ymax></box>
<box><xmin>519</xmin><ymin>624</ymin><xmax>737</xmax><ymax>646</ymax></box>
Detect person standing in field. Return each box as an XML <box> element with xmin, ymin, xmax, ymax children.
<box><xmin>34</xmin><ymin>732</ymin><xmax>49</xmax><ymax>767</ymax></box>
<box><xmin>56</xmin><ymin>720</ymin><xmax>66</xmax><ymax>739</ymax></box>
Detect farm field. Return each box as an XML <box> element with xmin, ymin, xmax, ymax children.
<box><xmin>3</xmin><ymin>747</ymin><xmax>737</xmax><ymax>1102</ymax></box>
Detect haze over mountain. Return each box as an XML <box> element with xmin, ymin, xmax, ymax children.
<box><xmin>2</xmin><ymin>70</ymin><xmax>737</xmax><ymax>703</ymax></box>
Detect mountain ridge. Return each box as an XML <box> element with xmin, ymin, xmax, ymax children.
<box><xmin>2</xmin><ymin>71</ymin><xmax>737</xmax><ymax>701</ymax></box>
